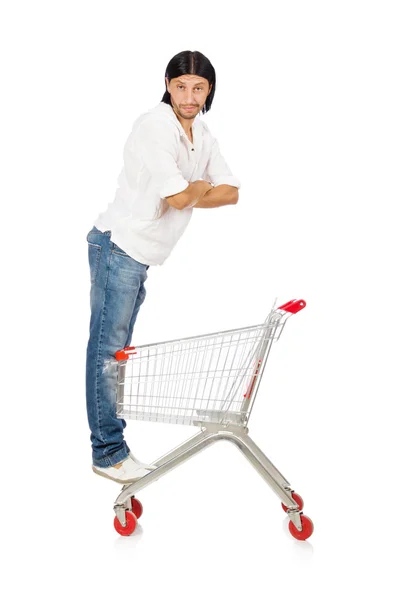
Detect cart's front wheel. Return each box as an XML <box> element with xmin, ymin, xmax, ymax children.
<box><xmin>288</xmin><ymin>514</ymin><xmax>314</xmax><ymax>541</ymax></box>
<box><xmin>131</xmin><ymin>498</ymin><xmax>143</xmax><ymax>520</ymax></box>
<box><xmin>281</xmin><ymin>492</ymin><xmax>304</xmax><ymax>513</ymax></box>
<box><xmin>114</xmin><ymin>511</ymin><xmax>137</xmax><ymax>536</ymax></box>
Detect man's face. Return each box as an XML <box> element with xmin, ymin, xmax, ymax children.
<box><xmin>166</xmin><ymin>75</ymin><xmax>212</xmax><ymax>120</ymax></box>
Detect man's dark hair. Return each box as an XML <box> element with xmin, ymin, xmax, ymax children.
<box><xmin>161</xmin><ymin>50</ymin><xmax>216</xmax><ymax>115</ymax></box>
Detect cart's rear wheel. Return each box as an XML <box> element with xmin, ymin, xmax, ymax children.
<box><xmin>130</xmin><ymin>498</ymin><xmax>143</xmax><ymax>519</ymax></box>
<box><xmin>281</xmin><ymin>492</ymin><xmax>304</xmax><ymax>513</ymax></box>
<box><xmin>288</xmin><ymin>514</ymin><xmax>314</xmax><ymax>541</ymax></box>
<box><xmin>114</xmin><ymin>511</ymin><xmax>137</xmax><ymax>536</ymax></box>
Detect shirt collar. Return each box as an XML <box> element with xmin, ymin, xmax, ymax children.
<box><xmin>152</xmin><ymin>102</ymin><xmax>200</xmax><ymax>138</ymax></box>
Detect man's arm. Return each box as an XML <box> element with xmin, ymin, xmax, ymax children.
<box><xmin>133</xmin><ymin>120</ymin><xmax>215</xmax><ymax>210</ymax></box>
<box><xmin>186</xmin><ymin>134</ymin><xmax>241</xmax><ymax>209</ymax></box>
<box><xmin>165</xmin><ymin>180</ymin><xmax>213</xmax><ymax>210</ymax></box>
<box><xmin>168</xmin><ymin>181</ymin><xmax>238</xmax><ymax>209</ymax></box>
<box><xmin>133</xmin><ymin>117</ymin><xmax>192</xmax><ymax>205</ymax></box>
<box><xmin>190</xmin><ymin>183</ymin><xmax>239</xmax><ymax>208</ymax></box>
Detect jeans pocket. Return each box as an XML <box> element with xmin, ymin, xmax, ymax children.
<box><xmin>111</xmin><ymin>240</ymin><xmax>130</xmax><ymax>257</ymax></box>
<box><xmin>88</xmin><ymin>242</ymin><xmax>102</xmax><ymax>284</ymax></box>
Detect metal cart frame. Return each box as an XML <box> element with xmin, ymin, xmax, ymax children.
<box><xmin>110</xmin><ymin>298</ymin><xmax>313</xmax><ymax>540</ymax></box>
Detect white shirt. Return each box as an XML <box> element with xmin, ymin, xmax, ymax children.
<box><xmin>94</xmin><ymin>101</ymin><xmax>241</xmax><ymax>266</ymax></box>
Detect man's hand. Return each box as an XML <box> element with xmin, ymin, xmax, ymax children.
<box><xmin>199</xmin><ymin>181</ymin><xmax>214</xmax><ymax>195</ymax></box>
<box><xmin>191</xmin><ymin>184</ymin><xmax>239</xmax><ymax>209</ymax></box>
<box><xmin>166</xmin><ymin>180</ymin><xmax>213</xmax><ymax>210</ymax></box>
<box><xmin>184</xmin><ymin>180</ymin><xmax>213</xmax><ymax>207</ymax></box>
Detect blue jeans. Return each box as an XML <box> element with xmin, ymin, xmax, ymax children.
<box><xmin>86</xmin><ymin>226</ymin><xmax>149</xmax><ymax>467</ymax></box>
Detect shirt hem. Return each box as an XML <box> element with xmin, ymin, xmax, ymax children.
<box><xmin>93</xmin><ymin>218</ymin><xmax>164</xmax><ymax>266</ymax></box>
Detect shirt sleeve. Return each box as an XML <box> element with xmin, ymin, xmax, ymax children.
<box><xmin>203</xmin><ymin>136</ymin><xmax>241</xmax><ymax>189</ymax></box>
<box><xmin>134</xmin><ymin>117</ymin><xmax>190</xmax><ymax>199</ymax></box>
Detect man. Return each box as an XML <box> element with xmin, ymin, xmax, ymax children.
<box><xmin>86</xmin><ymin>50</ymin><xmax>241</xmax><ymax>484</ymax></box>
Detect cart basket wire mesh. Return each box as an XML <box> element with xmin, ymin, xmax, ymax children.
<box><xmin>114</xmin><ymin>299</ymin><xmax>306</xmax><ymax>427</ymax></box>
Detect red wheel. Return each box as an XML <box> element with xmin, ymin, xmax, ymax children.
<box><xmin>130</xmin><ymin>498</ymin><xmax>143</xmax><ymax>520</ymax></box>
<box><xmin>288</xmin><ymin>514</ymin><xmax>314</xmax><ymax>541</ymax></box>
<box><xmin>114</xmin><ymin>511</ymin><xmax>137</xmax><ymax>536</ymax></box>
<box><xmin>282</xmin><ymin>492</ymin><xmax>304</xmax><ymax>513</ymax></box>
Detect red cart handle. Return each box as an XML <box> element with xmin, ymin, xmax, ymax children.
<box><xmin>115</xmin><ymin>346</ymin><xmax>137</xmax><ymax>361</ymax></box>
<box><xmin>277</xmin><ymin>299</ymin><xmax>306</xmax><ymax>314</ymax></box>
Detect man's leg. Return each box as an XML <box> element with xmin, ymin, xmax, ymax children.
<box><xmin>122</xmin><ymin>268</ymin><xmax>150</xmax><ymax>463</ymax></box>
<box><xmin>116</xmin><ymin>265</ymin><xmax>149</xmax><ymax>447</ymax></box>
<box><xmin>85</xmin><ymin>227</ymin><xmax>149</xmax><ymax>468</ymax></box>
<box><xmin>126</xmin><ymin>267</ymin><xmax>148</xmax><ymax>347</ymax></box>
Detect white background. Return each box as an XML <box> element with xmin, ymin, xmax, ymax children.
<box><xmin>1</xmin><ymin>1</ymin><xmax>396</xmax><ymax>598</ymax></box>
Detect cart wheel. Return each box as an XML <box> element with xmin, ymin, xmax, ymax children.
<box><xmin>288</xmin><ymin>514</ymin><xmax>314</xmax><ymax>541</ymax></box>
<box><xmin>130</xmin><ymin>498</ymin><xmax>143</xmax><ymax>520</ymax></box>
<box><xmin>114</xmin><ymin>511</ymin><xmax>137</xmax><ymax>536</ymax></box>
<box><xmin>281</xmin><ymin>492</ymin><xmax>304</xmax><ymax>513</ymax></box>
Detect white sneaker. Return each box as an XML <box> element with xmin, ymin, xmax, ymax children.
<box><xmin>92</xmin><ymin>456</ymin><xmax>152</xmax><ymax>483</ymax></box>
<box><xmin>128</xmin><ymin>451</ymin><xmax>157</xmax><ymax>471</ymax></box>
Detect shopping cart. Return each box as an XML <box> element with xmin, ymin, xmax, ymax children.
<box><xmin>111</xmin><ymin>298</ymin><xmax>314</xmax><ymax>540</ymax></box>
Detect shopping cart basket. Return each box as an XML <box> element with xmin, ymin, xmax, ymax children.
<box><xmin>111</xmin><ymin>298</ymin><xmax>314</xmax><ymax>540</ymax></box>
